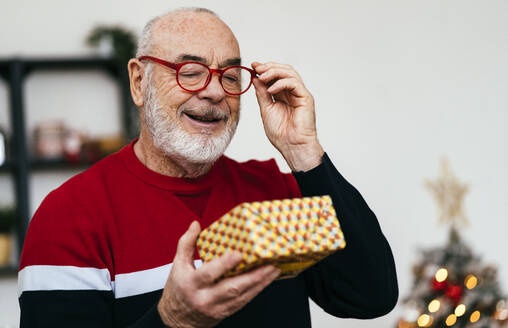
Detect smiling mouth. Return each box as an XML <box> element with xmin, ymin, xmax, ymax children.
<box><xmin>184</xmin><ymin>112</ymin><xmax>222</xmax><ymax>123</ymax></box>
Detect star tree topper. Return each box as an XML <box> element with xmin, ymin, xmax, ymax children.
<box><xmin>425</xmin><ymin>158</ymin><xmax>469</xmax><ymax>228</ymax></box>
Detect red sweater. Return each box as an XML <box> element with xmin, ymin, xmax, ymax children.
<box><xmin>18</xmin><ymin>139</ymin><xmax>398</xmax><ymax>327</ymax></box>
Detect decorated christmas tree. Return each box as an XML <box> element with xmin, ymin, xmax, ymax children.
<box><xmin>397</xmin><ymin>160</ymin><xmax>508</xmax><ymax>328</ymax></box>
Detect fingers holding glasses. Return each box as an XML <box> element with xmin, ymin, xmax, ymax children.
<box><xmin>252</xmin><ymin>61</ymin><xmax>299</xmax><ymax>75</ymax></box>
<box><xmin>251</xmin><ymin>62</ymin><xmax>310</xmax><ymax>99</ymax></box>
<box><xmin>250</xmin><ymin>60</ymin><xmax>322</xmax><ymax>172</ymax></box>
<box><xmin>252</xmin><ymin>62</ymin><xmax>303</xmax><ymax>83</ymax></box>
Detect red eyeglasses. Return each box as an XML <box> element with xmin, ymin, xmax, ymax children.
<box><xmin>138</xmin><ymin>55</ymin><xmax>257</xmax><ymax>95</ymax></box>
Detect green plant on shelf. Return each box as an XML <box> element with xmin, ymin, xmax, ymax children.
<box><xmin>86</xmin><ymin>25</ymin><xmax>137</xmax><ymax>66</ymax></box>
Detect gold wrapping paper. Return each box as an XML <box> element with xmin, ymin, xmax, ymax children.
<box><xmin>196</xmin><ymin>195</ymin><xmax>346</xmax><ymax>279</ymax></box>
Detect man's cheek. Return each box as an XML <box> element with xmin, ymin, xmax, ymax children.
<box><xmin>166</xmin><ymin>94</ymin><xmax>195</xmax><ymax>115</ymax></box>
<box><xmin>227</xmin><ymin>99</ymin><xmax>240</xmax><ymax>116</ymax></box>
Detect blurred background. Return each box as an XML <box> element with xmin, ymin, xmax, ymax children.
<box><xmin>0</xmin><ymin>0</ymin><xmax>507</xmax><ymax>327</ymax></box>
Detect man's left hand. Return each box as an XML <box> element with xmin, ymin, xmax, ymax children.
<box><xmin>251</xmin><ymin>62</ymin><xmax>324</xmax><ymax>172</ymax></box>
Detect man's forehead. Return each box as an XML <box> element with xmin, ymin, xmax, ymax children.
<box><xmin>151</xmin><ymin>11</ymin><xmax>240</xmax><ymax>65</ymax></box>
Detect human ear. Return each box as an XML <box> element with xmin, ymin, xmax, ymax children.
<box><xmin>128</xmin><ymin>58</ymin><xmax>145</xmax><ymax>107</ymax></box>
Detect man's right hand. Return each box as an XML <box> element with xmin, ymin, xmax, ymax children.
<box><xmin>157</xmin><ymin>221</ymin><xmax>281</xmax><ymax>328</ymax></box>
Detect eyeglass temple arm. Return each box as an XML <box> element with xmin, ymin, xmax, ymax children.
<box><xmin>138</xmin><ymin>56</ymin><xmax>178</xmax><ymax>70</ymax></box>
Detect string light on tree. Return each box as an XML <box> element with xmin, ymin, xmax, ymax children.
<box><xmin>432</xmin><ymin>268</ymin><xmax>448</xmax><ymax>291</ymax></box>
<box><xmin>454</xmin><ymin>304</ymin><xmax>466</xmax><ymax>317</ymax></box>
<box><xmin>470</xmin><ymin>311</ymin><xmax>480</xmax><ymax>323</ymax></box>
<box><xmin>428</xmin><ymin>299</ymin><xmax>440</xmax><ymax>313</ymax></box>
<box><xmin>464</xmin><ymin>274</ymin><xmax>477</xmax><ymax>289</ymax></box>
<box><xmin>435</xmin><ymin>268</ymin><xmax>448</xmax><ymax>282</ymax></box>
<box><xmin>418</xmin><ymin>314</ymin><xmax>432</xmax><ymax>327</ymax></box>
<box><xmin>445</xmin><ymin>314</ymin><xmax>457</xmax><ymax>326</ymax></box>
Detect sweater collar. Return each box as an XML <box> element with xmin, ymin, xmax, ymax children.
<box><xmin>119</xmin><ymin>138</ymin><xmax>223</xmax><ymax>192</ymax></box>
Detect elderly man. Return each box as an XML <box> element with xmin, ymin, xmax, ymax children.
<box><xmin>18</xmin><ymin>7</ymin><xmax>397</xmax><ymax>328</ymax></box>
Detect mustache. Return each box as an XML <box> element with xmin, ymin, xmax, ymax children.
<box><xmin>179</xmin><ymin>106</ymin><xmax>229</xmax><ymax>122</ymax></box>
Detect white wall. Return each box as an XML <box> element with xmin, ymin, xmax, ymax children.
<box><xmin>1</xmin><ymin>0</ymin><xmax>507</xmax><ymax>327</ymax></box>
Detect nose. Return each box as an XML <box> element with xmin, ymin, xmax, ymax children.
<box><xmin>196</xmin><ymin>71</ymin><xmax>226</xmax><ymax>103</ymax></box>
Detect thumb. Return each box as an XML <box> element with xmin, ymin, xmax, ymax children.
<box><xmin>174</xmin><ymin>220</ymin><xmax>201</xmax><ymax>268</ymax></box>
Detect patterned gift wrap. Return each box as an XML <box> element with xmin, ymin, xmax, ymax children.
<box><xmin>196</xmin><ymin>195</ymin><xmax>346</xmax><ymax>279</ymax></box>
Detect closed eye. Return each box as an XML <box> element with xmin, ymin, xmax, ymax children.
<box><xmin>223</xmin><ymin>75</ymin><xmax>239</xmax><ymax>82</ymax></box>
<box><xmin>180</xmin><ymin>73</ymin><xmax>201</xmax><ymax>77</ymax></box>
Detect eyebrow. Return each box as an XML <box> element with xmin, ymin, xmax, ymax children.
<box><xmin>175</xmin><ymin>54</ymin><xmax>242</xmax><ymax>67</ymax></box>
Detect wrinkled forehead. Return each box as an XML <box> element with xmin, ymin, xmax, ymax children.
<box><xmin>151</xmin><ymin>12</ymin><xmax>241</xmax><ymax>66</ymax></box>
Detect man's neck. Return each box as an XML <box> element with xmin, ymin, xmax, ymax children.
<box><xmin>134</xmin><ymin>130</ymin><xmax>214</xmax><ymax>179</ymax></box>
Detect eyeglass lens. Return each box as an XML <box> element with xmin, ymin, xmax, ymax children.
<box><xmin>178</xmin><ymin>63</ymin><xmax>251</xmax><ymax>94</ymax></box>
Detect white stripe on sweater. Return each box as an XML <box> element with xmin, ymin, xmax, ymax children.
<box><xmin>18</xmin><ymin>260</ymin><xmax>204</xmax><ymax>299</ymax></box>
<box><xmin>18</xmin><ymin>265</ymin><xmax>112</xmax><ymax>298</ymax></box>
<box><xmin>114</xmin><ymin>260</ymin><xmax>203</xmax><ymax>298</ymax></box>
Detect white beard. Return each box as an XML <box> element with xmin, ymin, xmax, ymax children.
<box><xmin>143</xmin><ymin>73</ymin><xmax>238</xmax><ymax>164</ymax></box>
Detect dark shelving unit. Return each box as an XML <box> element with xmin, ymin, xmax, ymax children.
<box><xmin>30</xmin><ymin>158</ymin><xmax>103</xmax><ymax>171</ymax></box>
<box><xmin>0</xmin><ymin>265</ymin><xmax>17</xmax><ymax>277</ymax></box>
<box><xmin>0</xmin><ymin>56</ymin><xmax>137</xmax><ymax>276</ymax></box>
<box><xmin>0</xmin><ymin>160</ymin><xmax>14</xmax><ymax>173</ymax></box>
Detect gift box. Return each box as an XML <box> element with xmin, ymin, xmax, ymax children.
<box><xmin>196</xmin><ymin>195</ymin><xmax>346</xmax><ymax>280</ymax></box>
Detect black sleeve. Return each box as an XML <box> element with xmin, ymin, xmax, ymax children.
<box><xmin>292</xmin><ymin>152</ymin><xmax>398</xmax><ymax>318</ymax></box>
<box><xmin>19</xmin><ymin>290</ymin><xmax>115</xmax><ymax>328</ymax></box>
<box><xmin>19</xmin><ymin>290</ymin><xmax>167</xmax><ymax>328</ymax></box>
<box><xmin>127</xmin><ymin>304</ymin><xmax>168</xmax><ymax>328</ymax></box>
